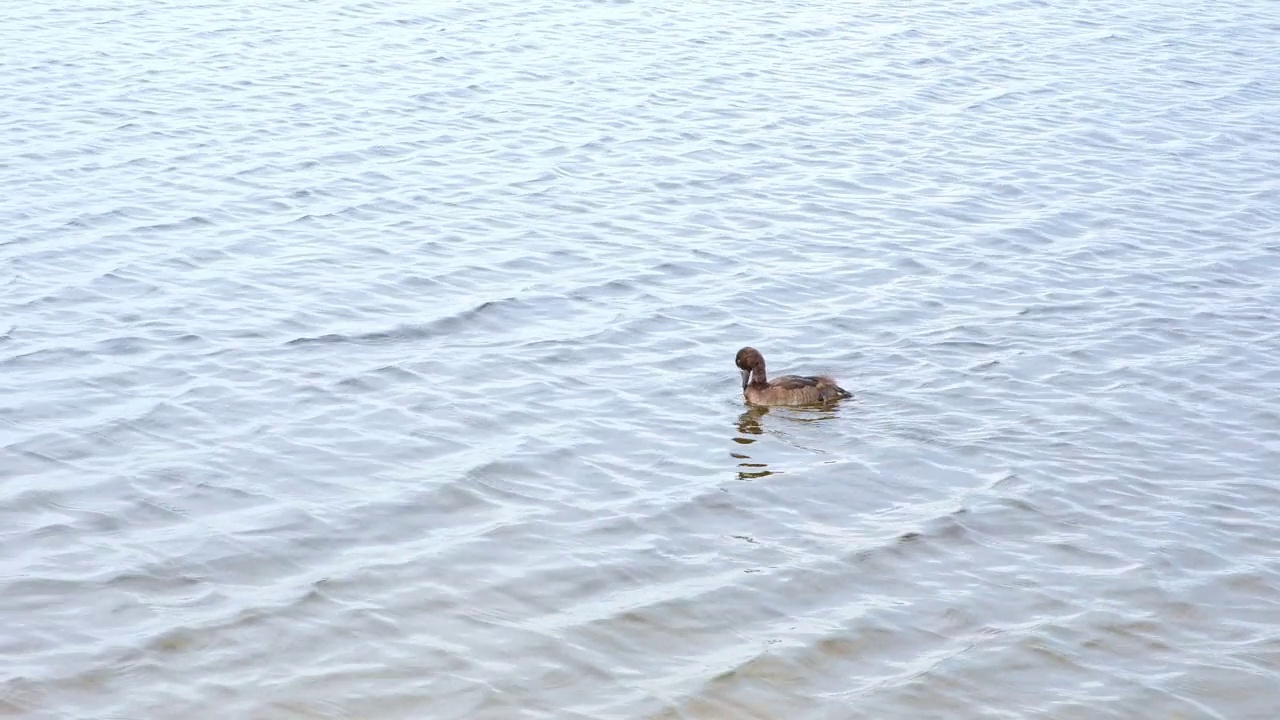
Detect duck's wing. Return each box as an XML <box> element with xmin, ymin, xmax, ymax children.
<box><xmin>770</xmin><ymin>374</ymin><xmax>822</xmax><ymax>390</ymax></box>
<box><xmin>768</xmin><ymin>375</ymin><xmax>853</xmax><ymax>403</ymax></box>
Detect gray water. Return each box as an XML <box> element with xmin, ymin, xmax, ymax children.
<box><xmin>4</xmin><ymin>0</ymin><xmax>1280</xmax><ymax>718</ymax></box>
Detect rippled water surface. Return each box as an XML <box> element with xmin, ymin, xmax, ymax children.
<box><xmin>5</xmin><ymin>0</ymin><xmax>1280</xmax><ymax>717</ymax></box>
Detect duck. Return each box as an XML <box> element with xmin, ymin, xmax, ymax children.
<box><xmin>735</xmin><ymin>347</ymin><xmax>852</xmax><ymax>406</ymax></box>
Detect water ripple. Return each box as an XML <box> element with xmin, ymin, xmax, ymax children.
<box><xmin>4</xmin><ymin>0</ymin><xmax>1280</xmax><ymax>717</ymax></box>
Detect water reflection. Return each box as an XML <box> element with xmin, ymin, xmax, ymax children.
<box><xmin>730</xmin><ymin>405</ymin><xmax>842</xmax><ymax>480</ymax></box>
<box><xmin>732</xmin><ymin>406</ymin><xmax>773</xmax><ymax>479</ymax></box>
<box><xmin>734</xmin><ymin>406</ymin><xmax>769</xmax><ymax>442</ymax></box>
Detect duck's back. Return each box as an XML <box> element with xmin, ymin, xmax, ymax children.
<box><xmin>747</xmin><ymin>374</ymin><xmax>852</xmax><ymax>406</ymax></box>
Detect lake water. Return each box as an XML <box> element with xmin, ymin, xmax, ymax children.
<box><xmin>4</xmin><ymin>0</ymin><xmax>1280</xmax><ymax>718</ymax></box>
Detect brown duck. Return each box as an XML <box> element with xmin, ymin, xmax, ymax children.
<box><xmin>735</xmin><ymin>347</ymin><xmax>852</xmax><ymax>406</ymax></box>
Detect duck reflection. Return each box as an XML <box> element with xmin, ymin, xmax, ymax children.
<box><xmin>734</xmin><ymin>405</ymin><xmax>769</xmax><ymax>441</ymax></box>
<box><xmin>731</xmin><ymin>405</ymin><xmax>841</xmax><ymax>480</ymax></box>
<box><xmin>733</xmin><ymin>406</ymin><xmax>773</xmax><ymax>479</ymax></box>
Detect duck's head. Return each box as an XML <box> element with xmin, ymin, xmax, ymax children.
<box><xmin>735</xmin><ymin>347</ymin><xmax>765</xmax><ymax>389</ymax></box>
